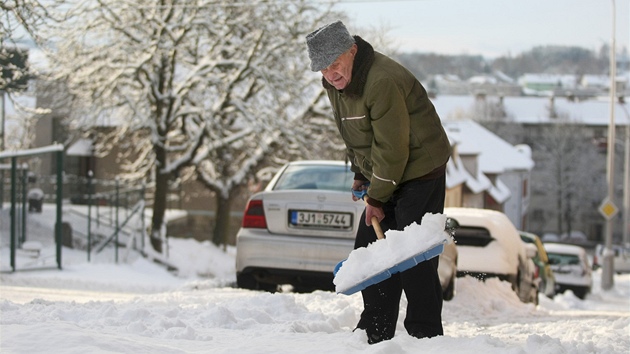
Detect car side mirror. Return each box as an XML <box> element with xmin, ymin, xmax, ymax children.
<box><xmin>524</xmin><ymin>243</ymin><xmax>537</xmax><ymax>259</ymax></box>
<box><xmin>445</xmin><ymin>217</ymin><xmax>459</xmax><ymax>231</ymax></box>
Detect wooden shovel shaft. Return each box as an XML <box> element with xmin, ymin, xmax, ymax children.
<box><xmin>364</xmin><ymin>199</ymin><xmax>385</xmax><ymax>240</ymax></box>
<box><xmin>371</xmin><ymin>216</ymin><xmax>385</xmax><ymax>240</ymax></box>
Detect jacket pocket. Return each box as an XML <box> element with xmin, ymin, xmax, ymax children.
<box><xmin>341</xmin><ymin>115</ymin><xmax>372</xmax><ymax>147</ymax></box>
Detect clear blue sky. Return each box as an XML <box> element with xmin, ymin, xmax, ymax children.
<box><xmin>334</xmin><ymin>0</ymin><xmax>630</xmax><ymax>58</ymax></box>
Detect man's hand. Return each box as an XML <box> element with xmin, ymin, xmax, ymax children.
<box><xmin>365</xmin><ymin>203</ymin><xmax>385</xmax><ymax>226</ymax></box>
<box><xmin>351</xmin><ymin>180</ymin><xmax>369</xmax><ymax>201</ymax></box>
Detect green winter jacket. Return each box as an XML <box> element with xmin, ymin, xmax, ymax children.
<box><xmin>325</xmin><ymin>36</ymin><xmax>451</xmax><ymax>203</ymax></box>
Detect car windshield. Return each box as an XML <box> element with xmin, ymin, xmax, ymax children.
<box><xmin>547</xmin><ymin>252</ymin><xmax>581</xmax><ymax>266</ymax></box>
<box><xmin>273</xmin><ymin>164</ymin><xmax>354</xmax><ymax>192</ymax></box>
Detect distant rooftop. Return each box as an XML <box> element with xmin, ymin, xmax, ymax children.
<box><xmin>433</xmin><ymin>95</ymin><xmax>630</xmax><ymax>126</ymax></box>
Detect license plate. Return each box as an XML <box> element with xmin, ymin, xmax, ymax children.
<box><xmin>289</xmin><ymin>210</ymin><xmax>352</xmax><ymax>229</ymax></box>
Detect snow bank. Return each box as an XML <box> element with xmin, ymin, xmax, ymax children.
<box><xmin>1</xmin><ymin>206</ymin><xmax>629</xmax><ymax>353</ymax></box>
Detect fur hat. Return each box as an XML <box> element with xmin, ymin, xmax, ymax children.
<box><xmin>306</xmin><ymin>21</ymin><xmax>355</xmax><ymax>72</ymax></box>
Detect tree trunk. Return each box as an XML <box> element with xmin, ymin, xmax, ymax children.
<box><xmin>150</xmin><ymin>145</ymin><xmax>169</xmax><ymax>253</ymax></box>
<box><xmin>212</xmin><ymin>194</ymin><xmax>233</xmax><ymax>246</ymax></box>
<box><xmin>565</xmin><ymin>191</ymin><xmax>573</xmax><ymax>239</ymax></box>
<box><xmin>556</xmin><ymin>168</ymin><xmax>564</xmax><ymax>236</ymax></box>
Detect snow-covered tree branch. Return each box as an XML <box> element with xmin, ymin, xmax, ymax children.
<box><xmin>45</xmin><ymin>0</ymin><xmax>344</xmax><ymax>248</ymax></box>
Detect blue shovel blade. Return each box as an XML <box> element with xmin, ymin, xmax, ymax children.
<box><xmin>334</xmin><ymin>242</ymin><xmax>445</xmax><ymax>295</ymax></box>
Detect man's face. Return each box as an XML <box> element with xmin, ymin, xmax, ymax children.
<box><xmin>321</xmin><ymin>44</ymin><xmax>357</xmax><ymax>90</ymax></box>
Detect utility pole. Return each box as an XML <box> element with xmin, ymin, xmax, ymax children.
<box><xmin>601</xmin><ymin>0</ymin><xmax>618</xmax><ymax>290</ymax></box>
<box><xmin>624</xmin><ymin>117</ymin><xmax>629</xmax><ymax>247</ymax></box>
<box><xmin>1</xmin><ymin>91</ymin><xmax>4</xmax><ymax>151</ymax></box>
<box><xmin>619</xmin><ymin>103</ymin><xmax>630</xmax><ymax>247</ymax></box>
<box><xmin>622</xmin><ymin>0</ymin><xmax>630</xmax><ymax>249</ymax></box>
<box><xmin>1</xmin><ymin>91</ymin><xmax>5</xmax><ymax>210</ymax></box>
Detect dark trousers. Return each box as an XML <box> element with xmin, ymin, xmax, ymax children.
<box><xmin>354</xmin><ymin>175</ymin><xmax>445</xmax><ymax>342</ymax></box>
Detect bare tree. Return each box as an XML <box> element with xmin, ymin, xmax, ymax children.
<box><xmin>1</xmin><ymin>0</ymin><xmax>63</xmax><ymax>41</ymax></box>
<box><xmin>2</xmin><ymin>1</ymin><xmax>71</xmax><ymax>156</ymax></box>
<box><xmin>1</xmin><ymin>0</ymin><xmax>69</xmax><ymax>93</ymax></box>
<box><xmin>529</xmin><ymin>114</ymin><xmax>603</xmax><ymax>237</ymax></box>
<box><xmin>46</xmin><ymin>0</ymin><xmax>342</xmax><ymax>250</ymax></box>
<box><xmin>2</xmin><ymin>1</ymin><xmax>42</xmax><ymax>149</ymax></box>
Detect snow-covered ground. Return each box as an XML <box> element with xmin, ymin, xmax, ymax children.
<box><xmin>1</xmin><ymin>205</ymin><xmax>629</xmax><ymax>353</ymax></box>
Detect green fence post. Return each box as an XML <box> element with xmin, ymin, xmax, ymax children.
<box><xmin>141</xmin><ymin>181</ymin><xmax>146</xmax><ymax>250</ymax></box>
<box><xmin>55</xmin><ymin>150</ymin><xmax>63</xmax><ymax>270</ymax></box>
<box><xmin>10</xmin><ymin>157</ymin><xmax>16</xmax><ymax>272</ymax></box>
<box><xmin>115</xmin><ymin>176</ymin><xmax>119</xmax><ymax>263</ymax></box>
<box><xmin>96</xmin><ymin>197</ymin><xmax>100</xmax><ymax>229</ymax></box>
<box><xmin>87</xmin><ymin>170</ymin><xmax>92</xmax><ymax>262</ymax></box>
<box><xmin>20</xmin><ymin>164</ymin><xmax>27</xmax><ymax>245</ymax></box>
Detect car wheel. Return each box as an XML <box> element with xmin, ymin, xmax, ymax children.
<box><xmin>531</xmin><ymin>289</ymin><xmax>539</xmax><ymax>305</ymax></box>
<box><xmin>573</xmin><ymin>287</ymin><xmax>588</xmax><ymax>300</ymax></box>
<box><xmin>292</xmin><ymin>285</ymin><xmax>319</xmax><ymax>293</ymax></box>
<box><xmin>442</xmin><ymin>275</ymin><xmax>455</xmax><ymax>301</ymax></box>
<box><xmin>237</xmin><ymin>273</ymin><xmax>278</xmax><ymax>293</ymax></box>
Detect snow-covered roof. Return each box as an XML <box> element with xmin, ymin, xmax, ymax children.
<box><xmin>444</xmin><ymin>125</ymin><xmax>493</xmax><ymax>194</ymax></box>
<box><xmin>488</xmin><ymin>178</ymin><xmax>511</xmax><ymax>204</ymax></box>
<box><xmin>434</xmin><ymin>74</ymin><xmax>461</xmax><ymax>82</ymax></box>
<box><xmin>462</xmin><ymin>160</ymin><xmax>493</xmax><ymax>194</ymax></box>
<box><xmin>445</xmin><ymin>153</ymin><xmax>467</xmax><ymax>189</ymax></box>
<box><xmin>67</xmin><ymin>138</ymin><xmax>94</xmax><ymax>157</ymax></box>
<box><xmin>517</xmin><ymin>74</ymin><xmax>577</xmax><ymax>88</ymax></box>
<box><xmin>580</xmin><ymin>75</ymin><xmax>610</xmax><ymax>88</ymax></box>
<box><xmin>433</xmin><ymin>94</ymin><xmax>630</xmax><ymax>126</ymax></box>
<box><xmin>443</xmin><ymin>119</ymin><xmax>528</xmax><ymax>201</ymax></box>
<box><xmin>494</xmin><ymin>71</ymin><xmax>515</xmax><ymax>84</ymax></box>
<box><xmin>468</xmin><ymin>75</ymin><xmax>497</xmax><ymax>85</ymax></box>
<box><xmin>443</xmin><ymin>120</ymin><xmax>534</xmax><ymax>173</ymax></box>
<box><xmin>0</xmin><ymin>144</ymin><xmax>64</xmax><ymax>159</ymax></box>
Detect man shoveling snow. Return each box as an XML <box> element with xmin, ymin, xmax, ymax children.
<box><xmin>306</xmin><ymin>20</ymin><xmax>452</xmax><ymax>344</ymax></box>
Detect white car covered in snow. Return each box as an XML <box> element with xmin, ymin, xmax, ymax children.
<box><xmin>544</xmin><ymin>243</ymin><xmax>592</xmax><ymax>299</ymax></box>
<box><xmin>445</xmin><ymin>207</ymin><xmax>539</xmax><ymax>304</ymax></box>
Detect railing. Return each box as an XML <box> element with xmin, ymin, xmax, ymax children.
<box><xmin>4</xmin><ymin>171</ymin><xmax>180</xmax><ymax>269</ymax></box>
<box><xmin>67</xmin><ymin>176</ymin><xmax>150</xmax><ymax>263</ymax></box>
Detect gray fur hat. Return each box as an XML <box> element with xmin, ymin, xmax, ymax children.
<box><xmin>306</xmin><ymin>21</ymin><xmax>355</xmax><ymax>72</ymax></box>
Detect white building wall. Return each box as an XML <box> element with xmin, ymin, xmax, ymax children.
<box><xmin>500</xmin><ymin>171</ymin><xmax>531</xmax><ymax>230</ymax></box>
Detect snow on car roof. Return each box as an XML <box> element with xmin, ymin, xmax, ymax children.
<box><xmin>444</xmin><ymin>207</ymin><xmax>524</xmax><ymax>272</ymax></box>
<box><xmin>444</xmin><ymin>207</ymin><xmax>519</xmax><ymax>238</ymax></box>
<box><xmin>543</xmin><ymin>243</ymin><xmax>587</xmax><ymax>255</ymax></box>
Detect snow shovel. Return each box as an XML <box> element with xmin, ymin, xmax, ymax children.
<box><xmin>333</xmin><ymin>190</ymin><xmax>446</xmax><ymax>295</ymax></box>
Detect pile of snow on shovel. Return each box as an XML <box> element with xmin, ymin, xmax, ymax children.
<box><xmin>333</xmin><ymin>213</ymin><xmax>451</xmax><ymax>293</ymax></box>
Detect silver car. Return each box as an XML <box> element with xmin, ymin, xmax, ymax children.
<box><xmin>544</xmin><ymin>243</ymin><xmax>592</xmax><ymax>299</ymax></box>
<box><xmin>235</xmin><ymin>160</ymin><xmax>458</xmax><ymax>299</ymax></box>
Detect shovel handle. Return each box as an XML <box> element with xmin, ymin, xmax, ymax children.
<box><xmin>371</xmin><ymin>216</ymin><xmax>385</xmax><ymax>240</ymax></box>
<box><xmin>363</xmin><ymin>199</ymin><xmax>385</xmax><ymax>240</ymax></box>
